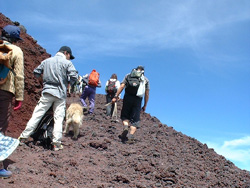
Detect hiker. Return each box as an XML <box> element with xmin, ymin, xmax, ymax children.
<box><xmin>0</xmin><ymin>25</ymin><xmax>24</xmax><ymax>178</ymax></box>
<box><xmin>70</xmin><ymin>73</ymin><xmax>80</xmax><ymax>97</ymax></box>
<box><xmin>13</xmin><ymin>21</ymin><xmax>27</xmax><ymax>33</ymax></box>
<box><xmin>105</xmin><ymin>74</ymin><xmax>120</xmax><ymax>118</ymax></box>
<box><xmin>112</xmin><ymin>66</ymin><xmax>150</xmax><ymax>144</ymax></box>
<box><xmin>77</xmin><ymin>75</ymin><xmax>83</xmax><ymax>93</ymax></box>
<box><xmin>81</xmin><ymin>74</ymin><xmax>88</xmax><ymax>92</ymax></box>
<box><xmin>18</xmin><ymin>46</ymin><xmax>78</xmax><ymax>151</ymax></box>
<box><xmin>80</xmin><ymin>70</ymin><xmax>101</xmax><ymax>114</ymax></box>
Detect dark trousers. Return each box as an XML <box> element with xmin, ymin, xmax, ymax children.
<box><xmin>0</xmin><ymin>90</ymin><xmax>14</xmax><ymax>135</ymax></box>
<box><xmin>121</xmin><ymin>93</ymin><xmax>142</xmax><ymax>127</ymax></box>
<box><xmin>106</xmin><ymin>94</ymin><xmax>115</xmax><ymax>116</ymax></box>
<box><xmin>80</xmin><ymin>85</ymin><xmax>96</xmax><ymax>113</ymax></box>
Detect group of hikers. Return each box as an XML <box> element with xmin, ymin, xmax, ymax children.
<box><xmin>0</xmin><ymin>24</ymin><xmax>149</xmax><ymax>178</ymax></box>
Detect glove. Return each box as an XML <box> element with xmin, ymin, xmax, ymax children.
<box><xmin>13</xmin><ymin>100</ymin><xmax>22</xmax><ymax>111</ymax></box>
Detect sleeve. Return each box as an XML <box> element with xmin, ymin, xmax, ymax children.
<box><xmin>67</xmin><ymin>62</ymin><xmax>78</xmax><ymax>86</ymax></box>
<box><xmin>33</xmin><ymin>61</ymin><xmax>45</xmax><ymax>77</ymax></box>
<box><xmin>82</xmin><ymin>75</ymin><xmax>88</xmax><ymax>84</ymax></box>
<box><xmin>105</xmin><ymin>80</ymin><xmax>109</xmax><ymax>92</ymax></box>
<box><xmin>14</xmin><ymin>49</ymin><xmax>24</xmax><ymax>101</ymax></box>
<box><xmin>115</xmin><ymin>80</ymin><xmax>120</xmax><ymax>89</ymax></box>
<box><xmin>121</xmin><ymin>74</ymin><xmax>129</xmax><ymax>87</ymax></box>
<box><xmin>97</xmin><ymin>79</ymin><xmax>101</xmax><ymax>88</ymax></box>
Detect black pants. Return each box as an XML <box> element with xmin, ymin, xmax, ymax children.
<box><xmin>121</xmin><ymin>93</ymin><xmax>142</xmax><ymax>127</ymax></box>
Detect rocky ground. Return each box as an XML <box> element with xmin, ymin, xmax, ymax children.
<box><xmin>1</xmin><ymin>13</ymin><xmax>250</xmax><ymax>188</ymax></box>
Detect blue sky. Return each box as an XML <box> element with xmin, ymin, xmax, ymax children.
<box><xmin>2</xmin><ymin>1</ymin><xmax>250</xmax><ymax>171</ymax></box>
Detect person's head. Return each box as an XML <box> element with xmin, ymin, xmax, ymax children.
<box><xmin>136</xmin><ymin>65</ymin><xmax>144</xmax><ymax>72</ymax></box>
<box><xmin>136</xmin><ymin>65</ymin><xmax>144</xmax><ymax>75</ymax></box>
<box><xmin>130</xmin><ymin>65</ymin><xmax>145</xmax><ymax>78</ymax></box>
<box><xmin>59</xmin><ymin>46</ymin><xmax>75</xmax><ymax>60</ymax></box>
<box><xmin>1</xmin><ymin>25</ymin><xmax>22</xmax><ymax>43</ymax></box>
<box><xmin>110</xmin><ymin>73</ymin><xmax>117</xmax><ymax>80</ymax></box>
<box><xmin>13</xmin><ymin>21</ymin><xmax>20</xmax><ymax>26</ymax></box>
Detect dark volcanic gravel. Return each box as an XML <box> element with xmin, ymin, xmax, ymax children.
<box><xmin>1</xmin><ymin>13</ymin><xmax>250</xmax><ymax>188</ymax></box>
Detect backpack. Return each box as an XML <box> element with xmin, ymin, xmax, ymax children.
<box><xmin>30</xmin><ymin>110</ymin><xmax>54</xmax><ymax>150</ymax></box>
<box><xmin>88</xmin><ymin>69</ymin><xmax>99</xmax><ymax>87</ymax></box>
<box><xmin>0</xmin><ymin>41</ymin><xmax>13</xmax><ymax>85</ymax></box>
<box><xmin>107</xmin><ymin>80</ymin><xmax>117</xmax><ymax>94</ymax></box>
<box><xmin>125</xmin><ymin>69</ymin><xmax>142</xmax><ymax>95</ymax></box>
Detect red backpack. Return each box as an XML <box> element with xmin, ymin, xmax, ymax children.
<box><xmin>88</xmin><ymin>69</ymin><xmax>100</xmax><ymax>87</ymax></box>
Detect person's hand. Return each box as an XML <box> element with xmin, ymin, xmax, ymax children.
<box><xmin>13</xmin><ymin>100</ymin><xmax>22</xmax><ymax>111</ymax></box>
<box><xmin>141</xmin><ymin>105</ymin><xmax>146</xmax><ymax>112</ymax></box>
<box><xmin>112</xmin><ymin>97</ymin><xmax>117</xmax><ymax>104</ymax></box>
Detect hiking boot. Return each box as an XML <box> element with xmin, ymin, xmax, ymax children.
<box><xmin>121</xmin><ymin>126</ymin><xmax>129</xmax><ymax>138</ymax></box>
<box><xmin>18</xmin><ymin>137</ymin><xmax>28</xmax><ymax>146</ymax></box>
<box><xmin>119</xmin><ymin>125</ymin><xmax>129</xmax><ymax>143</ymax></box>
<box><xmin>127</xmin><ymin>134</ymin><xmax>135</xmax><ymax>144</ymax></box>
<box><xmin>82</xmin><ymin>106</ymin><xmax>88</xmax><ymax>113</ymax></box>
<box><xmin>53</xmin><ymin>143</ymin><xmax>63</xmax><ymax>151</ymax></box>
<box><xmin>127</xmin><ymin>138</ymin><xmax>135</xmax><ymax>144</ymax></box>
<box><xmin>0</xmin><ymin>169</ymin><xmax>12</xmax><ymax>178</ymax></box>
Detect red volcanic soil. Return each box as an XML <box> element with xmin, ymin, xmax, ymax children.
<box><xmin>1</xmin><ymin>13</ymin><xmax>250</xmax><ymax>188</ymax></box>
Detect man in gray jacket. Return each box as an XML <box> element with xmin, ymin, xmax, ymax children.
<box><xmin>19</xmin><ymin>46</ymin><xmax>78</xmax><ymax>151</ymax></box>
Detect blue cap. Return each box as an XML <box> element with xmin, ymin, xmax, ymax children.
<box><xmin>3</xmin><ymin>25</ymin><xmax>22</xmax><ymax>40</ymax></box>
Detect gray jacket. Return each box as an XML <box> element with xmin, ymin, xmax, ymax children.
<box><xmin>34</xmin><ymin>52</ymin><xmax>78</xmax><ymax>99</ymax></box>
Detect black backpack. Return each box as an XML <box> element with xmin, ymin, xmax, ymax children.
<box><xmin>107</xmin><ymin>80</ymin><xmax>117</xmax><ymax>94</ymax></box>
<box><xmin>30</xmin><ymin>110</ymin><xmax>54</xmax><ymax>149</ymax></box>
<box><xmin>125</xmin><ymin>69</ymin><xmax>142</xmax><ymax>95</ymax></box>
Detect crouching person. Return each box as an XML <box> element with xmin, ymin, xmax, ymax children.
<box><xmin>19</xmin><ymin>46</ymin><xmax>78</xmax><ymax>151</ymax></box>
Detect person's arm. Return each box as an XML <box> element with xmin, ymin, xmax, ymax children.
<box><xmin>105</xmin><ymin>80</ymin><xmax>109</xmax><ymax>93</ymax></box>
<box><xmin>82</xmin><ymin>74</ymin><xmax>88</xmax><ymax>85</ymax></box>
<box><xmin>13</xmin><ymin>49</ymin><xmax>24</xmax><ymax>102</ymax></box>
<box><xmin>33</xmin><ymin>61</ymin><xmax>45</xmax><ymax>86</ymax></box>
<box><xmin>13</xmin><ymin>48</ymin><xmax>24</xmax><ymax>111</ymax></box>
<box><xmin>112</xmin><ymin>83</ymin><xmax>125</xmax><ymax>103</ymax></box>
<box><xmin>142</xmin><ymin>89</ymin><xmax>149</xmax><ymax>112</ymax></box>
<box><xmin>67</xmin><ymin>62</ymin><xmax>78</xmax><ymax>86</ymax></box>
<box><xmin>97</xmin><ymin>80</ymin><xmax>101</xmax><ymax>88</ymax></box>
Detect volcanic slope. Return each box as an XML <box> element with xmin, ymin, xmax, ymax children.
<box><xmin>1</xmin><ymin>13</ymin><xmax>250</xmax><ymax>188</ymax></box>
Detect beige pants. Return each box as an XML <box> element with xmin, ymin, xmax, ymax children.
<box><xmin>20</xmin><ymin>93</ymin><xmax>66</xmax><ymax>144</ymax></box>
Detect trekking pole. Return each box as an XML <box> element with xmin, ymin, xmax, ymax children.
<box><xmin>111</xmin><ymin>102</ymin><xmax>118</xmax><ymax>121</ymax></box>
<box><xmin>104</xmin><ymin>102</ymin><xmax>112</xmax><ymax>107</ymax></box>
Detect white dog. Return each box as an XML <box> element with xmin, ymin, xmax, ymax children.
<box><xmin>63</xmin><ymin>103</ymin><xmax>84</xmax><ymax>139</ymax></box>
